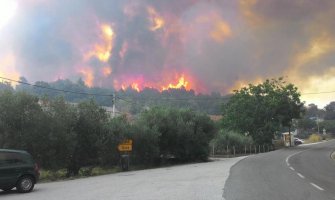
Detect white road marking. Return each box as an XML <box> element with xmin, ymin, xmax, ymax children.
<box><xmin>285</xmin><ymin>150</ymin><xmax>306</xmax><ymax>166</ymax></box>
<box><xmin>285</xmin><ymin>145</ymin><xmax>329</xmax><ymax>193</ymax></box>
<box><xmin>285</xmin><ymin>157</ymin><xmax>289</xmax><ymax>165</ymax></box>
<box><xmin>297</xmin><ymin>173</ymin><xmax>305</xmax><ymax>179</ymax></box>
<box><xmin>310</xmin><ymin>182</ymin><xmax>324</xmax><ymax>191</ymax></box>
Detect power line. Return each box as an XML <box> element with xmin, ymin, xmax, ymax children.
<box><xmin>301</xmin><ymin>91</ymin><xmax>335</xmax><ymax>95</ymax></box>
<box><xmin>0</xmin><ymin>76</ymin><xmax>228</xmax><ymax>101</ymax></box>
<box><xmin>0</xmin><ymin>76</ymin><xmax>114</xmax><ymax>97</ymax></box>
<box><xmin>1</xmin><ymin>76</ymin><xmax>333</xmax><ymax>102</ymax></box>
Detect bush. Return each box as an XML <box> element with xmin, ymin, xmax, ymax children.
<box><xmin>213</xmin><ymin>130</ymin><xmax>253</xmax><ymax>153</ymax></box>
<box><xmin>307</xmin><ymin>134</ymin><xmax>322</xmax><ymax>143</ymax></box>
<box><xmin>39</xmin><ymin>169</ymin><xmax>67</xmax><ymax>181</ymax></box>
<box><xmin>135</xmin><ymin>107</ymin><xmax>216</xmax><ymax>163</ymax></box>
<box><xmin>273</xmin><ymin>139</ymin><xmax>284</xmax><ymax>149</ymax></box>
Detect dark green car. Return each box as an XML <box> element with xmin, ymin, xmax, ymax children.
<box><xmin>0</xmin><ymin>149</ymin><xmax>39</xmax><ymax>193</ymax></box>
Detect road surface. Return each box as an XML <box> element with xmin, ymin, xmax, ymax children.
<box><xmin>1</xmin><ymin>157</ymin><xmax>244</xmax><ymax>200</ymax></box>
<box><xmin>224</xmin><ymin>140</ymin><xmax>335</xmax><ymax>200</ymax></box>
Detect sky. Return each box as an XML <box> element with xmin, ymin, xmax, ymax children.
<box><xmin>0</xmin><ymin>0</ymin><xmax>335</xmax><ymax>107</ymax></box>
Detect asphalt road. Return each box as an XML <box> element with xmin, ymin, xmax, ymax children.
<box><xmin>224</xmin><ymin>140</ymin><xmax>335</xmax><ymax>200</ymax></box>
<box><xmin>0</xmin><ymin>157</ymin><xmax>244</xmax><ymax>200</ymax></box>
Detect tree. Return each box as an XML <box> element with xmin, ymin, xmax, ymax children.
<box><xmin>99</xmin><ymin>115</ymin><xmax>131</xmax><ymax>166</ymax></box>
<box><xmin>137</xmin><ymin>107</ymin><xmax>216</xmax><ymax>162</ymax></box>
<box><xmin>319</xmin><ymin>120</ymin><xmax>335</xmax><ymax>134</ymax></box>
<box><xmin>324</xmin><ymin>102</ymin><xmax>335</xmax><ymax>120</ymax></box>
<box><xmin>15</xmin><ymin>77</ymin><xmax>32</xmax><ymax>93</ymax></box>
<box><xmin>0</xmin><ymin>81</ymin><xmax>13</xmax><ymax>91</ymax></box>
<box><xmin>222</xmin><ymin>78</ymin><xmax>304</xmax><ymax>145</ymax></box>
<box><xmin>0</xmin><ymin>90</ymin><xmax>51</xmax><ymax>166</ymax></box>
<box><xmin>67</xmin><ymin>100</ymin><xmax>108</xmax><ymax>176</ymax></box>
<box><xmin>305</xmin><ymin>103</ymin><xmax>323</xmax><ymax>119</ymax></box>
<box><xmin>42</xmin><ymin>96</ymin><xmax>77</xmax><ymax>169</ymax></box>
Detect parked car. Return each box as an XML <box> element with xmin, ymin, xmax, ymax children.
<box><xmin>0</xmin><ymin>149</ymin><xmax>39</xmax><ymax>193</ymax></box>
<box><xmin>294</xmin><ymin>138</ymin><xmax>304</xmax><ymax>146</ymax></box>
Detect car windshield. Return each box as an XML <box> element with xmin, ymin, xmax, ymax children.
<box><xmin>0</xmin><ymin>1</ymin><xmax>334</xmax><ymax>200</ymax></box>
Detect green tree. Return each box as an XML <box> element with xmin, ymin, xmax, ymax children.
<box><xmin>137</xmin><ymin>107</ymin><xmax>216</xmax><ymax>162</ymax></box>
<box><xmin>324</xmin><ymin>102</ymin><xmax>335</xmax><ymax>120</ymax></box>
<box><xmin>67</xmin><ymin>100</ymin><xmax>108</xmax><ymax>176</ymax></box>
<box><xmin>222</xmin><ymin>78</ymin><xmax>304</xmax><ymax>144</ymax></box>
<box><xmin>319</xmin><ymin>120</ymin><xmax>335</xmax><ymax>134</ymax></box>
<box><xmin>99</xmin><ymin>115</ymin><xmax>131</xmax><ymax>166</ymax></box>
<box><xmin>41</xmin><ymin>97</ymin><xmax>77</xmax><ymax>169</ymax></box>
<box><xmin>0</xmin><ymin>90</ymin><xmax>51</xmax><ymax>166</ymax></box>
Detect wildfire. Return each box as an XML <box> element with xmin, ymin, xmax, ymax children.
<box><xmin>85</xmin><ymin>23</ymin><xmax>115</xmax><ymax>62</ymax></box>
<box><xmin>131</xmin><ymin>83</ymin><xmax>140</xmax><ymax>92</ymax></box>
<box><xmin>147</xmin><ymin>6</ymin><xmax>165</xmax><ymax>31</ymax></box>
<box><xmin>162</xmin><ymin>75</ymin><xmax>189</xmax><ymax>91</ymax></box>
<box><xmin>79</xmin><ymin>68</ymin><xmax>94</xmax><ymax>87</ymax></box>
<box><xmin>102</xmin><ymin>67</ymin><xmax>112</xmax><ymax>76</ymax></box>
<box><xmin>114</xmin><ymin>73</ymin><xmax>195</xmax><ymax>93</ymax></box>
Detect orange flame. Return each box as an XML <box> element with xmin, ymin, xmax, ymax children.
<box><xmin>102</xmin><ymin>67</ymin><xmax>112</xmax><ymax>76</ymax></box>
<box><xmin>79</xmin><ymin>68</ymin><xmax>94</xmax><ymax>87</ymax></box>
<box><xmin>114</xmin><ymin>73</ymin><xmax>196</xmax><ymax>93</ymax></box>
<box><xmin>131</xmin><ymin>83</ymin><xmax>140</xmax><ymax>92</ymax></box>
<box><xmin>147</xmin><ymin>6</ymin><xmax>165</xmax><ymax>31</ymax></box>
<box><xmin>85</xmin><ymin>23</ymin><xmax>115</xmax><ymax>62</ymax></box>
<box><xmin>162</xmin><ymin>75</ymin><xmax>189</xmax><ymax>91</ymax></box>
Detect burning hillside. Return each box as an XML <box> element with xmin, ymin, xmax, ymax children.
<box><xmin>2</xmin><ymin>0</ymin><xmax>335</xmax><ymax>105</ymax></box>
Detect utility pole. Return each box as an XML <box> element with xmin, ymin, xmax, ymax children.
<box><xmin>317</xmin><ymin>115</ymin><xmax>320</xmax><ymax>134</ymax></box>
<box><xmin>112</xmin><ymin>93</ymin><xmax>116</xmax><ymax>118</ymax></box>
<box><xmin>289</xmin><ymin>126</ymin><xmax>292</xmax><ymax>147</ymax></box>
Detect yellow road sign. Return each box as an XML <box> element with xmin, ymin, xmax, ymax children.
<box><xmin>118</xmin><ymin>144</ymin><xmax>132</xmax><ymax>152</ymax></box>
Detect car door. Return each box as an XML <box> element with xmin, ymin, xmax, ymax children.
<box><xmin>0</xmin><ymin>152</ymin><xmax>21</xmax><ymax>188</ymax></box>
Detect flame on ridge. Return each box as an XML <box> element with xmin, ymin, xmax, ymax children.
<box><xmin>162</xmin><ymin>75</ymin><xmax>189</xmax><ymax>91</ymax></box>
<box><xmin>118</xmin><ymin>74</ymin><xmax>193</xmax><ymax>92</ymax></box>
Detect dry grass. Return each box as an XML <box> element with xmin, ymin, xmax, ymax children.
<box><xmin>307</xmin><ymin>134</ymin><xmax>322</xmax><ymax>143</ymax></box>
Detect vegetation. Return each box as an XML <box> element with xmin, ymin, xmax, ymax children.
<box><xmin>0</xmin><ymin>89</ymin><xmax>216</xmax><ymax>177</ymax></box>
<box><xmin>307</xmin><ymin>134</ymin><xmax>322</xmax><ymax>143</ymax></box>
<box><xmin>213</xmin><ymin>130</ymin><xmax>253</xmax><ymax>148</ymax></box>
<box><xmin>212</xmin><ymin>130</ymin><xmax>254</xmax><ymax>154</ymax></box>
<box><xmin>13</xmin><ymin>77</ymin><xmax>227</xmax><ymax>115</ymax></box>
<box><xmin>296</xmin><ymin>103</ymin><xmax>335</xmax><ymax>138</ymax></box>
<box><xmin>222</xmin><ymin>78</ymin><xmax>304</xmax><ymax>145</ymax></box>
<box><xmin>0</xmin><ymin>77</ymin><xmax>334</xmax><ymax>180</ymax></box>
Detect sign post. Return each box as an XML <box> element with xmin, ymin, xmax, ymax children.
<box><xmin>118</xmin><ymin>139</ymin><xmax>132</xmax><ymax>171</ymax></box>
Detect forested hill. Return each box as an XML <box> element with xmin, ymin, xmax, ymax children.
<box><xmin>0</xmin><ymin>77</ymin><xmax>229</xmax><ymax>115</ymax></box>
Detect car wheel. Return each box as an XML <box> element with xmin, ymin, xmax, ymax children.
<box><xmin>16</xmin><ymin>176</ymin><xmax>35</xmax><ymax>193</ymax></box>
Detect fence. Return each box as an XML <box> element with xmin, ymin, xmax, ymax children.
<box><xmin>211</xmin><ymin>144</ymin><xmax>275</xmax><ymax>158</ymax></box>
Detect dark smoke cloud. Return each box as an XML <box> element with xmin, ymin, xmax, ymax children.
<box><xmin>2</xmin><ymin>0</ymin><xmax>335</xmax><ymax>95</ymax></box>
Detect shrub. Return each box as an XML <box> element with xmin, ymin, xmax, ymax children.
<box><xmin>39</xmin><ymin>169</ymin><xmax>67</xmax><ymax>181</ymax></box>
<box><xmin>135</xmin><ymin>107</ymin><xmax>216</xmax><ymax>163</ymax></box>
<box><xmin>307</xmin><ymin>134</ymin><xmax>322</xmax><ymax>143</ymax></box>
<box><xmin>213</xmin><ymin>130</ymin><xmax>253</xmax><ymax>153</ymax></box>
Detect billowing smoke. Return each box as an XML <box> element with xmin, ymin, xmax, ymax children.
<box><xmin>1</xmin><ymin>0</ymin><xmax>335</xmax><ymax>105</ymax></box>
